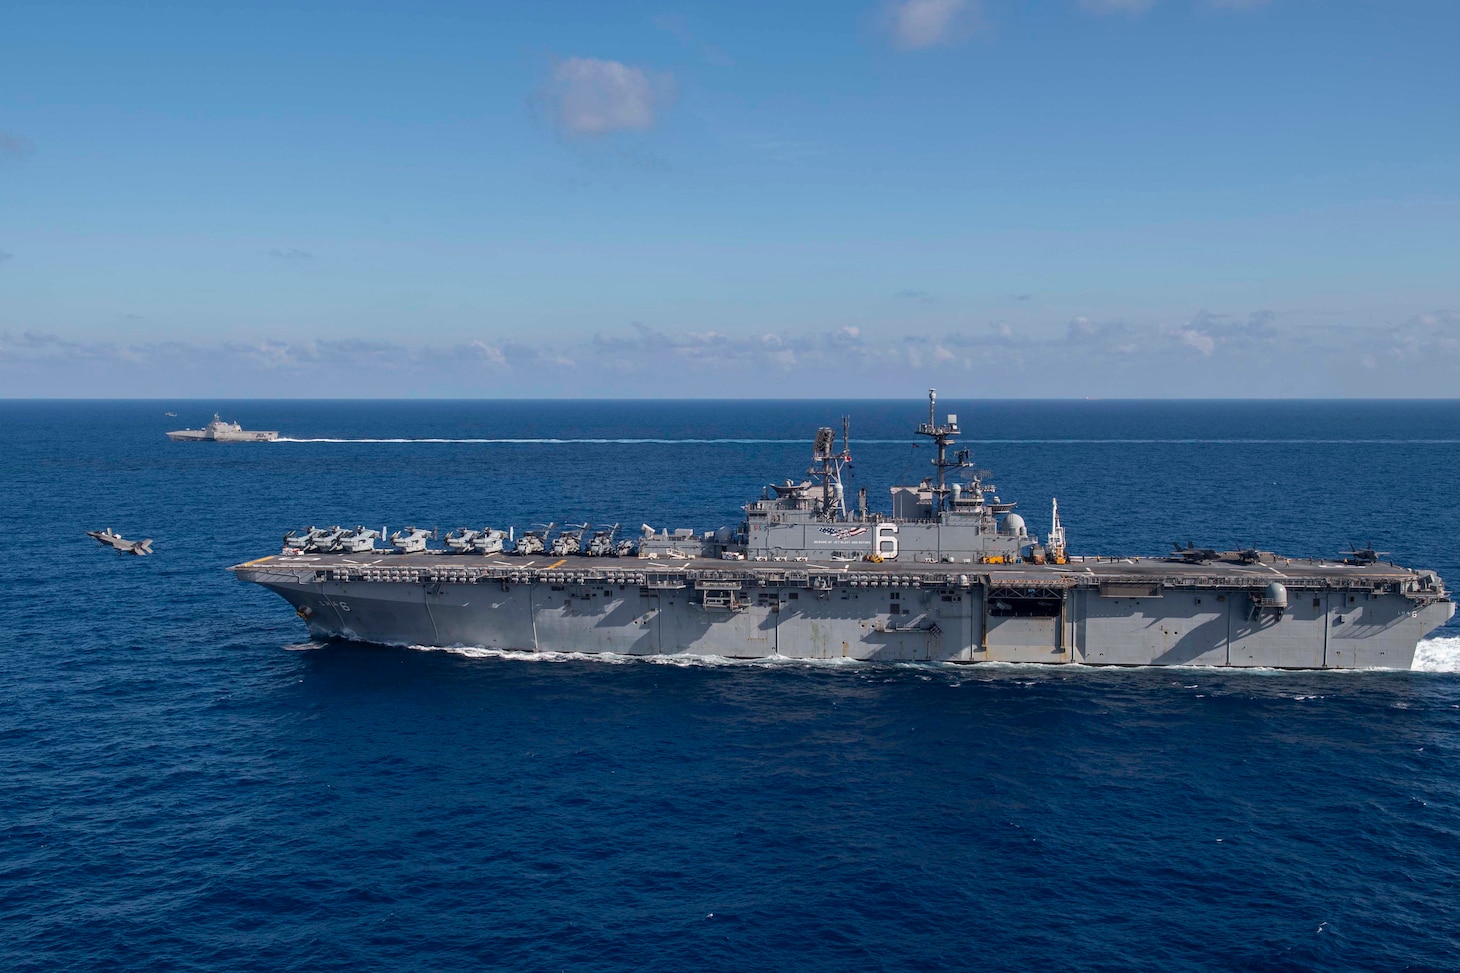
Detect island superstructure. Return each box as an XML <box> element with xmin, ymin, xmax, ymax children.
<box><xmin>232</xmin><ymin>392</ymin><xmax>1453</xmax><ymax>668</ymax></box>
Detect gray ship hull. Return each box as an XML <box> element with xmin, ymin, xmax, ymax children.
<box><xmin>166</xmin><ymin>414</ymin><xmax>278</xmax><ymax>442</ymax></box>
<box><xmin>167</xmin><ymin>429</ymin><xmax>277</xmax><ymax>442</ymax></box>
<box><xmin>236</xmin><ymin>553</ymin><xmax>1453</xmax><ymax>669</ymax></box>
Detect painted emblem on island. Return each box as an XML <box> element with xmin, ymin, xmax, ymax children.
<box><xmin>233</xmin><ymin>391</ymin><xmax>1453</xmax><ymax>668</ymax></box>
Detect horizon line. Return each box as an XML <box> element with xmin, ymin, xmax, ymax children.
<box><xmin>4</xmin><ymin>395</ymin><xmax>1460</xmax><ymax>404</ymax></box>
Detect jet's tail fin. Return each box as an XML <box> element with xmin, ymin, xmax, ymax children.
<box><xmin>134</xmin><ymin>539</ymin><xmax>153</xmax><ymax>555</ymax></box>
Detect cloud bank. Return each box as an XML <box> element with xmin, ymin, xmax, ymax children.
<box><xmin>5</xmin><ymin>309</ymin><xmax>1456</xmax><ymax>398</ymax></box>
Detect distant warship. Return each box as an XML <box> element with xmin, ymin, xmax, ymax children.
<box><xmin>167</xmin><ymin>414</ymin><xmax>278</xmax><ymax>442</ymax></box>
<box><xmin>234</xmin><ymin>391</ymin><xmax>1453</xmax><ymax>669</ymax></box>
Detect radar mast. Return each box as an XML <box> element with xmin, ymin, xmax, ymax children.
<box><xmin>916</xmin><ymin>388</ymin><xmax>973</xmax><ymax>513</ymax></box>
<box><xmin>809</xmin><ymin>418</ymin><xmax>852</xmax><ymax>520</ymax></box>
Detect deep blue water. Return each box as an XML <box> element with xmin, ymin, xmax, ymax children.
<box><xmin>3</xmin><ymin>399</ymin><xmax>1459</xmax><ymax>972</ymax></box>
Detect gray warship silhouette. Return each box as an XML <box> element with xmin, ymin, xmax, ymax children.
<box><xmin>166</xmin><ymin>414</ymin><xmax>278</xmax><ymax>442</ymax></box>
<box><xmin>234</xmin><ymin>391</ymin><xmax>1453</xmax><ymax>669</ymax></box>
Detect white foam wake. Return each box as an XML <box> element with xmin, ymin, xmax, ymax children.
<box><xmin>305</xmin><ymin>637</ymin><xmax>1460</xmax><ymax>672</ymax></box>
<box><xmin>1412</xmin><ymin>637</ymin><xmax>1460</xmax><ymax>673</ymax></box>
<box><xmin>272</xmin><ymin>436</ymin><xmax>1460</xmax><ymax>446</ymax></box>
<box><xmin>275</xmin><ymin>437</ymin><xmax>862</xmax><ymax>445</ymax></box>
<box><xmin>409</xmin><ymin>640</ymin><xmax>1460</xmax><ymax>672</ymax></box>
<box><xmin>413</xmin><ymin>644</ymin><xmax>867</xmax><ymax>668</ymax></box>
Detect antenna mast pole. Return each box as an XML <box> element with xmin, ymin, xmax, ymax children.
<box><xmin>915</xmin><ymin>388</ymin><xmax>967</xmax><ymax>512</ymax></box>
<box><xmin>809</xmin><ymin>426</ymin><xmax>843</xmax><ymax>520</ymax></box>
<box><xmin>1049</xmin><ymin>498</ymin><xmax>1066</xmax><ymax>561</ymax></box>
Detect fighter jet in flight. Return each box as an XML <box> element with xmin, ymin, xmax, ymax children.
<box><xmin>87</xmin><ymin>528</ymin><xmax>153</xmax><ymax>556</ymax></box>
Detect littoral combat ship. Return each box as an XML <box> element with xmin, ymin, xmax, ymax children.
<box><xmin>167</xmin><ymin>414</ymin><xmax>278</xmax><ymax>442</ymax></box>
<box><xmin>233</xmin><ymin>392</ymin><xmax>1453</xmax><ymax>669</ymax></box>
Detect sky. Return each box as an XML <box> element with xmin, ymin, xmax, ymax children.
<box><xmin>1</xmin><ymin>0</ymin><xmax>1457</xmax><ymax>397</ymax></box>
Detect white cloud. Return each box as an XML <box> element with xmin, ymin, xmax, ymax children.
<box><xmin>1156</xmin><ymin>309</ymin><xmax>1279</xmax><ymax>358</ymax></box>
<box><xmin>5</xmin><ymin>308</ymin><xmax>1452</xmax><ymax>397</ymax></box>
<box><xmin>468</xmin><ymin>341</ymin><xmax>507</xmax><ymax>366</ymax></box>
<box><xmin>220</xmin><ymin>338</ymin><xmax>403</xmax><ymax>369</ymax></box>
<box><xmin>230</xmin><ymin>339</ymin><xmax>300</xmax><ymax>368</ymax></box>
<box><xmin>1375</xmin><ymin>309</ymin><xmax>1460</xmax><ymax>362</ymax></box>
<box><xmin>886</xmin><ymin>0</ymin><xmax>978</xmax><ymax>51</ymax></box>
<box><xmin>1176</xmin><ymin>329</ymin><xmax>1216</xmax><ymax>355</ymax></box>
<box><xmin>537</xmin><ymin>57</ymin><xmax>674</xmax><ymax>136</ymax></box>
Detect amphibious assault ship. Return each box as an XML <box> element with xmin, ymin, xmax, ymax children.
<box><xmin>167</xmin><ymin>414</ymin><xmax>278</xmax><ymax>442</ymax></box>
<box><xmin>233</xmin><ymin>392</ymin><xmax>1453</xmax><ymax>669</ymax></box>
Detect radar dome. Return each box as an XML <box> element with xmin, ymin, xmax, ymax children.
<box><xmin>1003</xmin><ymin>513</ymin><xmax>1027</xmax><ymax>536</ymax></box>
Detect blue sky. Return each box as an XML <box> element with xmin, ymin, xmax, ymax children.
<box><xmin>1</xmin><ymin>0</ymin><xmax>1456</xmax><ymax>397</ymax></box>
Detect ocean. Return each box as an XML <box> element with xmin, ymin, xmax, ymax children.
<box><xmin>3</xmin><ymin>398</ymin><xmax>1458</xmax><ymax>971</ymax></box>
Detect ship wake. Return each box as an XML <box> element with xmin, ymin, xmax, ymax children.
<box><xmin>275</xmin><ymin>436</ymin><xmax>903</xmax><ymax>445</ymax></box>
<box><xmin>414</xmin><ymin>644</ymin><xmax>869</xmax><ymax>668</ymax></box>
<box><xmin>1413</xmin><ymin>637</ymin><xmax>1460</xmax><ymax>673</ymax></box>
<box><xmin>272</xmin><ymin>436</ymin><xmax>1460</xmax><ymax>445</ymax></box>
<box><xmin>400</xmin><ymin>640</ymin><xmax>1460</xmax><ymax>673</ymax></box>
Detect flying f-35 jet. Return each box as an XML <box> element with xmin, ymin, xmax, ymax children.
<box><xmin>87</xmin><ymin>528</ymin><xmax>153</xmax><ymax>556</ymax></box>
